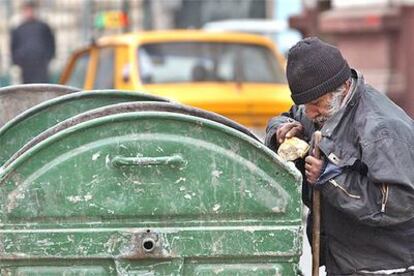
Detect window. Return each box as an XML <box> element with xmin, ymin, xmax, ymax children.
<box><xmin>240</xmin><ymin>45</ymin><xmax>285</xmax><ymax>83</ymax></box>
<box><xmin>66</xmin><ymin>52</ymin><xmax>90</xmax><ymax>88</ymax></box>
<box><xmin>94</xmin><ymin>47</ymin><xmax>115</xmax><ymax>89</ymax></box>
<box><xmin>138</xmin><ymin>42</ymin><xmax>286</xmax><ymax>84</ymax></box>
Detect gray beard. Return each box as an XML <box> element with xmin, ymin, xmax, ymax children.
<box><xmin>312</xmin><ymin>92</ymin><xmax>344</xmax><ymax>127</ymax></box>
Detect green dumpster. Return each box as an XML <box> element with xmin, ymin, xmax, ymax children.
<box><xmin>0</xmin><ymin>90</ymin><xmax>169</xmax><ymax>166</ymax></box>
<box><xmin>0</xmin><ymin>105</ymin><xmax>303</xmax><ymax>274</ymax></box>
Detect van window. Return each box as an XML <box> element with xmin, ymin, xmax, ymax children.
<box><xmin>66</xmin><ymin>52</ymin><xmax>90</xmax><ymax>88</ymax></box>
<box><xmin>138</xmin><ymin>42</ymin><xmax>286</xmax><ymax>84</ymax></box>
<box><xmin>94</xmin><ymin>47</ymin><xmax>115</xmax><ymax>89</ymax></box>
<box><xmin>241</xmin><ymin>45</ymin><xmax>282</xmax><ymax>83</ymax></box>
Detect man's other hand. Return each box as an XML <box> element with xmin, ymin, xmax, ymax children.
<box><xmin>305</xmin><ymin>155</ymin><xmax>324</xmax><ymax>184</ymax></box>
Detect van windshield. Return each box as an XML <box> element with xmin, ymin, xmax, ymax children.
<box><xmin>138</xmin><ymin>42</ymin><xmax>286</xmax><ymax>84</ymax></box>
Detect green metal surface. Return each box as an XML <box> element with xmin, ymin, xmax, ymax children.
<box><xmin>3</xmin><ymin>102</ymin><xmax>259</xmax><ymax>168</ymax></box>
<box><xmin>0</xmin><ymin>90</ymin><xmax>168</xmax><ymax>166</ymax></box>
<box><xmin>0</xmin><ymin>112</ymin><xmax>302</xmax><ymax>275</ymax></box>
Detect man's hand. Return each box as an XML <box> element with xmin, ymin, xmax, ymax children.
<box><xmin>305</xmin><ymin>154</ymin><xmax>324</xmax><ymax>184</ymax></box>
<box><xmin>276</xmin><ymin>121</ymin><xmax>304</xmax><ymax>144</ymax></box>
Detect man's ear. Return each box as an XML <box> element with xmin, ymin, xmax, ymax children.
<box><xmin>343</xmin><ymin>79</ymin><xmax>352</xmax><ymax>95</ymax></box>
<box><xmin>346</xmin><ymin>79</ymin><xmax>352</xmax><ymax>90</ymax></box>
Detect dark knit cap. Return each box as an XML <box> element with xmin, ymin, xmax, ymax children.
<box><xmin>286</xmin><ymin>37</ymin><xmax>351</xmax><ymax>105</ymax></box>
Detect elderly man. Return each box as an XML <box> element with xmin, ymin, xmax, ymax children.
<box><xmin>265</xmin><ymin>37</ymin><xmax>414</xmax><ymax>275</ymax></box>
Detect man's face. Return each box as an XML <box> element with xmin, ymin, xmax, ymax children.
<box><xmin>22</xmin><ymin>6</ymin><xmax>35</xmax><ymax>20</ymax></box>
<box><xmin>303</xmin><ymin>85</ymin><xmax>347</xmax><ymax>126</ymax></box>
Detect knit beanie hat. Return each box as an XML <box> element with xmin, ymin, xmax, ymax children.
<box><xmin>286</xmin><ymin>37</ymin><xmax>351</xmax><ymax>105</ymax></box>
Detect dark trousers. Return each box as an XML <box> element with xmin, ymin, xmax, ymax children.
<box><xmin>20</xmin><ymin>61</ymin><xmax>49</xmax><ymax>84</ymax></box>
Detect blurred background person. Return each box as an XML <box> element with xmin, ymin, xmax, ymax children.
<box><xmin>10</xmin><ymin>0</ymin><xmax>55</xmax><ymax>84</ymax></box>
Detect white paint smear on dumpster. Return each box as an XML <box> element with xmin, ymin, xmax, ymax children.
<box><xmin>212</xmin><ymin>170</ymin><xmax>223</xmax><ymax>178</ymax></box>
<box><xmin>175</xmin><ymin>177</ymin><xmax>186</xmax><ymax>184</ymax></box>
<box><xmin>67</xmin><ymin>193</ymin><xmax>93</xmax><ymax>203</ymax></box>
<box><xmin>92</xmin><ymin>152</ymin><xmax>101</xmax><ymax>161</ymax></box>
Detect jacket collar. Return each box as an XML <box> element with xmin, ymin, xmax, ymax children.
<box><xmin>321</xmin><ymin>69</ymin><xmax>364</xmax><ymax>138</ymax></box>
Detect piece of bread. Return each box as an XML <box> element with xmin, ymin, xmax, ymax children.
<box><xmin>277</xmin><ymin>137</ymin><xmax>310</xmax><ymax>161</ymax></box>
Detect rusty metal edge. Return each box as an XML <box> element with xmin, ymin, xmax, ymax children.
<box><xmin>0</xmin><ymin>90</ymin><xmax>169</xmax><ymax>136</ymax></box>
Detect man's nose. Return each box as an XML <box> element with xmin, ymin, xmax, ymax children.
<box><xmin>304</xmin><ymin>105</ymin><xmax>319</xmax><ymax>119</ymax></box>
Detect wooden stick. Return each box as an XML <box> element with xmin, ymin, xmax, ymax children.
<box><xmin>312</xmin><ymin>131</ymin><xmax>322</xmax><ymax>276</ymax></box>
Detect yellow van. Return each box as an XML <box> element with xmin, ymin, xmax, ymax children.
<box><xmin>59</xmin><ymin>30</ymin><xmax>292</xmax><ymax>129</ymax></box>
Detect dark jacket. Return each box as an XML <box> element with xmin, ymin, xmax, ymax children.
<box><xmin>266</xmin><ymin>70</ymin><xmax>414</xmax><ymax>275</ymax></box>
<box><xmin>11</xmin><ymin>19</ymin><xmax>55</xmax><ymax>83</ymax></box>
